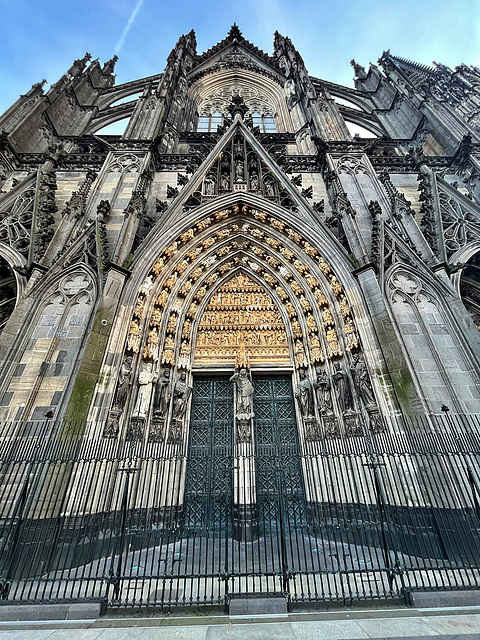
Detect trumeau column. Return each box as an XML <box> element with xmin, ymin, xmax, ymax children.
<box><xmin>230</xmin><ymin>368</ymin><xmax>257</xmax><ymax>542</ymax></box>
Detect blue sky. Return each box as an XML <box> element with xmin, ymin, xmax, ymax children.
<box><xmin>1</xmin><ymin>0</ymin><xmax>479</xmax><ymax>117</ymax></box>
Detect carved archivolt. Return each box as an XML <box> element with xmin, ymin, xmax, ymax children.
<box><xmin>123</xmin><ymin>203</ymin><xmax>359</xmax><ymax>375</ymax></box>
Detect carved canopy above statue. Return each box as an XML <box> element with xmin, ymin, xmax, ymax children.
<box><xmin>194</xmin><ymin>273</ymin><xmax>289</xmax><ymax>366</ymax></box>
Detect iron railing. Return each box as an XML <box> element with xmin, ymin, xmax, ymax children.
<box><xmin>0</xmin><ymin>413</ymin><xmax>478</xmax><ymax>608</ymax></box>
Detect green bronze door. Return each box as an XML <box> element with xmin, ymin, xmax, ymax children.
<box><xmin>183</xmin><ymin>376</ymin><xmax>234</xmax><ymax>534</ymax></box>
<box><xmin>254</xmin><ymin>375</ymin><xmax>307</xmax><ymax>533</ymax></box>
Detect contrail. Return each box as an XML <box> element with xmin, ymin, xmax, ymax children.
<box><xmin>113</xmin><ymin>0</ymin><xmax>145</xmax><ymax>54</ymax></box>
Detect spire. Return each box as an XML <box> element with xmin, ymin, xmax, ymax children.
<box><xmin>227</xmin><ymin>23</ymin><xmax>243</xmax><ymax>41</ymax></box>
<box><xmin>351</xmin><ymin>59</ymin><xmax>367</xmax><ymax>80</ymax></box>
<box><xmin>102</xmin><ymin>55</ymin><xmax>118</xmax><ymax>75</ymax></box>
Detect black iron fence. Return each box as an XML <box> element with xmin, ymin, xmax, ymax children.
<box><xmin>0</xmin><ymin>413</ymin><xmax>479</xmax><ymax>608</ymax></box>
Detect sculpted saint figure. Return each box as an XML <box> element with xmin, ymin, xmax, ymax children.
<box><xmin>294</xmin><ymin>369</ymin><xmax>315</xmax><ymax>418</ymax></box>
<box><xmin>172</xmin><ymin>372</ymin><xmax>192</xmax><ymax>419</ymax></box>
<box><xmin>350</xmin><ymin>354</ymin><xmax>376</xmax><ymax>409</ymax></box>
<box><xmin>230</xmin><ymin>368</ymin><xmax>254</xmax><ymax>420</ymax></box>
<box><xmin>134</xmin><ymin>362</ymin><xmax>157</xmax><ymax>418</ymax></box>
<box><xmin>314</xmin><ymin>367</ymin><xmax>333</xmax><ymax>415</ymax></box>
<box><xmin>331</xmin><ymin>362</ymin><xmax>354</xmax><ymax>415</ymax></box>
<box><xmin>153</xmin><ymin>369</ymin><xmax>171</xmax><ymax>415</ymax></box>
<box><xmin>113</xmin><ymin>356</ymin><xmax>133</xmax><ymax>410</ymax></box>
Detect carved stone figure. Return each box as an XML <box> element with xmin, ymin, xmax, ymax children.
<box><xmin>295</xmin><ymin>369</ymin><xmax>315</xmax><ymax>418</ymax></box>
<box><xmin>230</xmin><ymin>368</ymin><xmax>254</xmax><ymax>420</ymax></box>
<box><xmin>153</xmin><ymin>369</ymin><xmax>171</xmax><ymax>415</ymax></box>
<box><xmin>113</xmin><ymin>356</ymin><xmax>133</xmax><ymax>411</ymax></box>
<box><xmin>133</xmin><ymin>362</ymin><xmax>157</xmax><ymax>418</ymax></box>
<box><xmin>314</xmin><ymin>367</ymin><xmax>333</xmax><ymax>415</ymax></box>
<box><xmin>172</xmin><ymin>372</ymin><xmax>192</xmax><ymax>419</ymax></box>
<box><xmin>331</xmin><ymin>362</ymin><xmax>354</xmax><ymax>415</ymax></box>
<box><xmin>350</xmin><ymin>354</ymin><xmax>376</xmax><ymax>409</ymax></box>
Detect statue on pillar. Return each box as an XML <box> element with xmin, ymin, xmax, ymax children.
<box><xmin>113</xmin><ymin>356</ymin><xmax>133</xmax><ymax>411</ymax></box>
<box><xmin>314</xmin><ymin>366</ymin><xmax>333</xmax><ymax>415</ymax></box>
<box><xmin>331</xmin><ymin>362</ymin><xmax>354</xmax><ymax>415</ymax></box>
<box><xmin>230</xmin><ymin>368</ymin><xmax>254</xmax><ymax>421</ymax></box>
<box><xmin>350</xmin><ymin>354</ymin><xmax>384</xmax><ymax>433</ymax></box>
<box><xmin>133</xmin><ymin>362</ymin><xmax>157</xmax><ymax>419</ymax></box>
<box><xmin>168</xmin><ymin>372</ymin><xmax>192</xmax><ymax>444</ymax></box>
<box><xmin>172</xmin><ymin>371</ymin><xmax>192</xmax><ymax>419</ymax></box>
<box><xmin>294</xmin><ymin>370</ymin><xmax>315</xmax><ymax>418</ymax></box>
<box><xmin>149</xmin><ymin>368</ymin><xmax>171</xmax><ymax>443</ymax></box>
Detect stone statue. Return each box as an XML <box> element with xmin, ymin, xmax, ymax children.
<box><xmin>134</xmin><ymin>362</ymin><xmax>157</xmax><ymax>418</ymax></box>
<box><xmin>331</xmin><ymin>362</ymin><xmax>354</xmax><ymax>415</ymax></box>
<box><xmin>230</xmin><ymin>368</ymin><xmax>254</xmax><ymax>420</ymax></box>
<box><xmin>294</xmin><ymin>369</ymin><xmax>315</xmax><ymax>418</ymax></box>
<box><xmin>153</xmin><ymin>369</ymin><xmax>171</xmax><ymax>415</ymax></box>
<box><xmin>350</xmin><ymin>354</ymin><xmax>376</xmax><ymax>409</ymax></box>
<box><xmin>314</xmin><ymin>366</ymin><xmax>333</xmax><ymax>415</ymax></box>
<box><xmin>172</xmin><ymin>372</ymin><xmax>192</xmax><ymax>419</ymax></box>
<box><xmin>113</xmin><ymin>356</ymin><xmax>133</xmax><ymax>411</ymax></box>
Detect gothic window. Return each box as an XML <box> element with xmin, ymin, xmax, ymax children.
<box><xmin>197</xmin><ymin>111</ymin><xmax>223</xmax><ymax>133</ymax></box>
<box><xmin>252</xmin><ymin>111</ymin><xmax>276</xmax><ymax>133</ymax></box>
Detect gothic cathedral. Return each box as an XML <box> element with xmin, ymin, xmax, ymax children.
<box><xmin>0</xmin><ymin>26</ymin><xmax>479</xmax><ymax>607</ymax></box>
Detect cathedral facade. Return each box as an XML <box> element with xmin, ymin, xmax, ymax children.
<box><xmin>0</xmin><ymin>26</ymin><xmax>480</xmax><ymax>606</ymax></box>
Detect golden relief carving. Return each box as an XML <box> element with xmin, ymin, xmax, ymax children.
<box><xmin>127</xmin><ymin>320</ymin><xmax>140</xmax><ymax>353</ymax></box>
<box><xmin>151</xmin><ymin>258</ymin><xmax>165</xmax><ymax>276</ymax></box>
<box><xmin>186</xmin><ymin>247</ymin><xmax>202</xmax><ymax>261</ymax></box>
<box><xmin>326</xmin><ymin>328</ymin><xmax>342</xmax><ymax>359</ymax></box>
<box><xmin>166</xmin><ymin>313</ymin><xmax>177</xmax><ymax>334</ymax></box>
<box><xmin>179</xmin><ymin>280</ymin><xmax>192</xmax><ymax>297</ymax></box>
<box><xmin>285</xmin><ymin>301</ymin><xmax>296</xmax><ymax>319</ymax></box>
<box><xmin>318</xmin><ymin>257</ymin><xmax>331</xmax><ymax>276</ymax></box>
<box><xmin>292</xmin><ymin>320</ymin><xmax>302</xmax><ymax>338</ymax></box>
<box><xmin>161</xmin><ymin>335</ymin><xmax>175</xmax><ymax>366</ymax></box>
<box><xmin>201</xmin><ymin>236</ymin><xmax>215</xmax><ymax>249</ymax></box>
<box><xmin>263</xmin><ymin>273</ymin><xmax>277</xmax><ymax>287</ymax></box>
<box><xmin>150</xmin><ymin>308</ymin><xmax>162</xmax><ymax>328</ymax></box>
<box><xmin>215</xmin><ymin>228</ymin><xmax>231</xmax><ymax>241</ymax></box>
<box><xmin>280</xmin><ymin>247</ymin><xmax>295</xmax><ymax>261</ymax></box>
<box><xmin>305</xmin><ymin>274</ymin><xmax>320</xmax><ymax>291</ymax></box>
<box><xmin>266</xmin><ymin>256</ymin><xmax>280</xmax><ymax>269</ymax></box>
<box><xmin>217</xmin><ymin>244</ymin><xmax>232</xmax><ymax>257</ymax></box>
<box><xmin>314</xmin><ymin>289</ymin><xmax>329</xmax><ymax>308</ymax></box>
<box><xmin>294</xmin><ymin>260</ymin><xmax>309</xmax><ymax>275</ymax></box>
<box><xmin>180</xmin><ymin>228</ymin><xmax>195</xmax><ymax>244</ymax></box>
<box><xmin>176</xmin><ymin>260</ymin><xmax>189</xmax><ymax>275</ymax></box>
<box><xmin>214</xmin><ymin>208</ymin><xmax>230</xmax><ymax>221</ymax></box>
<box><xmin>339</xmin><ymin>296</ymin><xmax>351</xmax><ymax>318</ymax></box>
<box><xmin>251</xmin><ymin>229</ymin><xmax>265</xmax><ymax>241</ymax></box>
<box><xmin>197</xmin><ymin>217</ymin><xmax>213</xmax><ymax>231</ymax></box>
<box><xmin>275</xmin><ymin>286</ymin><xmax>288</xmax><ymax>302</ymax></box>
<box><xmin>306</xmin><ymin>314</ymin><xmax>318</xmax><ymax>334</ymax></box>
<box><xmin>322</xmin><ymin>308</ymin><xmax>335</xmax><ymax>327</ymax></box>
<box><xmin>251</xmin><ymin>209</ymin><xmax>267</xmax><ymax>222</ymax></box>
<box><xmin>290</xmin><ymin>281</ymin><xmax>304</xmax><ymax>297</ymax></box>
<box><xmin>218</xmin><ymin>262</ymin><xmax>233</xmax><ymax>274</ymax></box>
<box><xmin>155</xmin><ymin>289</ymin><xmax>169</xmax><ymax>308</ymax></box>
<box><xmin>133</xmin><ymin>299</ymin><xmax>144</xmax><ymax>319</ymax></box>
<box><xmin>344</xmin><ymin>319</ymin><xmax>359</xmax><ymax>351</ymax></box>
<box><xmin>164</xmin><ymin>273</ymin><xmax>178</xmax><ymax>290</ymax></box>
<box><xmin>304</xmin><ymin>242</ymin><xmax>318</xmax><ymax>258</ymax></box>
<box><xmin>164</xmin><ymin>241</ymin><xmax>178</xmax><ymax>258</ymax></box>
<box><xmin>286</xmin><ymin>228</ymin><xmax>302</xmax><ymax>244</ymax></box>
<box><xmin>265</xmin><ymin>236</ymin><xmax>280</xmax><ymax>250</ymax></box>
<box><xmin>269</xmin><ymin>217</ymin><xmax>285</xmax><ymax>232</ymax></box>
<box><xmin>308</xmin><ymin>333</ymin><xmax>325</xmax><ymax>364</ymax></box>
<box><xmin>294</xmin><ymin>340</ymin><xmax>307</xmax><ymax>368</ymax></box>
<box><xmin>186</xmin><ymin>301</ymin><xmax>197</xmax><ymax>318</ymax></box>
<box><xmin>299</xmin><ymin>296</ymin><xmax>312</xmax><ymax>313</ymax></box>
<box><xmin>330</xmin><ymin>275</ymin><xmax>342</xmax><ymax>296</ymax></box>
<box><xmin>194</xmin><ymin>274</ymin><xmax>290</xmax><ymax>366</ymax></box>
<box><xmin>143</xmin><ymin>328</ymin><xmax>159</xmax><ymax>361</ymax></box>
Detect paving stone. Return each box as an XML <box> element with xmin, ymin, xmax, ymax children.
<box><xmin>290</xmin><ymin>620</ymin><xmax>368</xmax><ymax>639</ymax></box>
<box><xmin>355</xmin><ymin>617</ymin><xmax>438</xmax><ymax>637</ymax></box>
<box><xmin>207</xmin><ymin>621</ymin><xmax>295</xmax><ymax>640</ymax></box>
<box><xmin>422</xmin><ymin>614</ymin><xmax>480</xmax><ymax>635</ymax></box>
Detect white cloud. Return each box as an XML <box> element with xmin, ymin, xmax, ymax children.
<box><xmin>113</xmin><ymin>0</ymin><xmax>145</xmax><ymax>55</ymax></box>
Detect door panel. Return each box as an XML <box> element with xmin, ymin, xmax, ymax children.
<box><xmin>184</xmin><ymin>376</ymin><xmax>233</xmax><ymax>534</ymax></box>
